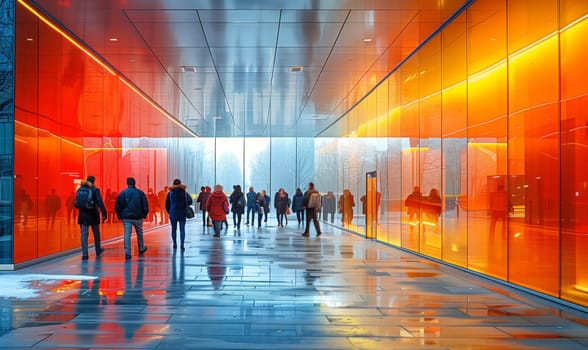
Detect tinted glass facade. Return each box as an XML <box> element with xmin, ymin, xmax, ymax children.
<box><xmin>3</xmin><ymin>0</ymin><xmax>588</xmax><ymax>308</ymax></box>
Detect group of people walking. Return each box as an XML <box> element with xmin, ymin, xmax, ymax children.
<box><xmin>74</xmin><ymin>177</ymin><xmax>325</xmax><ymax>261</ymax></box>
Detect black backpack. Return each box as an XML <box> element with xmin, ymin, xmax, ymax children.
<box><xmin>74</xmin><ymin>186</ymin><xmax>95</xmax><ymax>209</ymax></box>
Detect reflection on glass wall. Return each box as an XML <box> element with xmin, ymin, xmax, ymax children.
<box><xmin>13</xmin><ymin>2</ymin><xmax>176</xmax><ymax>264</ymax></box>
<box><xmin>318</xmin><ymin>0</ymin><xmax>588</xmax><ymax>308</ymax></box>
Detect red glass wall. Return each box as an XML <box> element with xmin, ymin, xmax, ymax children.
<box><xmin>315</xmin><ymin>0</ymin><xmax>588</xmax><ymax>308</ymax></box>
<box><xmin>13</xmin><ymin>2</ymin><xmax>175</xmax><ymax>265</ymax></box>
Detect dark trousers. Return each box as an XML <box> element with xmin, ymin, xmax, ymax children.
<box><xmin>246</xmin><ymin>206</ymin><xmax>255</xmax><ymax>223</ymax></box>
<box><xmin>304</xmin><ymin>208</ymin><xmax>321</xmax><ymax>234</ymax></box>
<box><xmin>296</xmin><ymin>210</ymin><xmax>304</xmax><ymax>224</ymax></box>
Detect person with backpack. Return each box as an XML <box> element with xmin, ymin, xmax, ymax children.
<box><xmin>301</xmin><ymin>182</ymin><xmax>322</xmax><ymax>237</ymax></box>
<box><xmin>75</xmin><ymin>175</ymin><xmax>107</xmax><ymax>260</ymax></box>
<box><xmin>115</xmin><ymin>177</ymin><xmax>149</xmax><ymax>259</ymax></box>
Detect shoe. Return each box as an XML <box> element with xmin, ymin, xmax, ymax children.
<box><xmin>81</xmin><ymin>255</ymin><xmax>89</xmax><ymax>260</ymax></box>
<box><xmin>139</xmin><ymin>247</ymin><xmax>148</xmax><ymax>255</ymax></box>
<box><xmin>125</xmin><ymin>254</ymin><xmax>132</xmax><ymax>259</ymax></box>
<box><xmin>181</xmin><ymin>246</ymin><xmax>185</xmax><ymax>251</ymax></box>
<box><xmin>317</xmin><ymin>232</ymin><xmax>322</xmax><ymax>237</ymax></box>
<box><xmin>302</xmin><ymin>232</ymin><xmax>309</xmax><ymax>237</ymax></box>
<box><xmin>173</xmin><ymin>244</ymin><xmax>177</xmax><ymax>249</ymax></box>
<box><xmin>213</xmin><ymin>233</ymin><xmax>220</xmax><ymax>237</ymax></box>
<box><xmin>96</xmin><ymin>248</ymin><xmax>105</xmax><ymax>256</ymax></box>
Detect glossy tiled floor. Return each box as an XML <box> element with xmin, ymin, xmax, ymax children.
<box><xmin>1</xmin><ymin>217</ymin><xmax>587</xmax><ymax>349</ymax></box>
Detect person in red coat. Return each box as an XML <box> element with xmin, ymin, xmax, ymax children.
<box><xmin>206</xmin><ymin>184</ymin><xmax>229</xmax><ymax>237</ymax></box>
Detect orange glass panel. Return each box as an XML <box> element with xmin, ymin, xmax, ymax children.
<box><xmin>508</xmin><ymin>0</ymin><xmax>557</xmax><ymax>54</ymax></box>
<box><xmin>560</xmin><ymin>7</ymin><xmax>588</xmax><ymax>307</ymax></box>
<box><xmin>507</xmin><ymin>2</ymin><xmax>559</xmax><ymax>297</ymax></box>
<box><xmin>441</xmin><ymin>13</ymin><xmax>467</xmax><ymax>267</ymax></box>
<box><xmin>14</xmin><ymin>1</ymin><xmax>173</xmax><ymax>265</ymax></box>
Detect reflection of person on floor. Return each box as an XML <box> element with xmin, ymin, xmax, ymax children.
<box><xmin>116</xmin><ymin>260</ymin><xmax>146</xmax><ymax>339</ymax></box>
<box><xmin>489</xmin><ymin>184</ymin><xmax>511</xmax><ymax>237</ymax></box>
<box><xmin>75</xmin><ymin>261</ymin><xmax>104</xmax><ymax>341</ymax></box>
<box><xmin>405</xmin><ymin>186</ymin><xmax>422</xmax><ymax>231</ymax></box>
<box><xmin>207</xmin><ymin>239</ymin><xmax>226</xmax><ymax>290</ymax></box>
<box><xmin>303</xmin><ymin>239</ymin><xmax>321</xmax><ymax>286</ymax></box>
<box><xmin>338</xmin><ymin>189</ymin><xmax>355</xmax><ymax>226</ymax></box>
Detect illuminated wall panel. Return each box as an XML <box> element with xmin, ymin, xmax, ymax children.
<box><xmin>560</xmin><ymin>1</ymin><xmax>588</xmax><ymax>307</ymax></box>
<box><xmin>441</xmin><ymin>13</ymin><xmax>467</xmax><ymax>267</ymax></box>
<box><xmin>507</xmin><ymin>0</ymin><xmax>560</xmax><ymax>296</ymax></box>
<box><xmin>13</xmin><ymin>1</ymin><xmax>176</xmax><ymax>265</ymax></box>
<box><xmin>321</xmin><ymin>0</ymin><xmax>588</xmax><ymax>308</ymax></box>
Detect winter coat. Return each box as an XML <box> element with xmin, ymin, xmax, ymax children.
<box><xmin>230</xmin><ymin>191</ymin><xmax>245</xmax><ymax>214</ymax></box>
<box><xmin>246</xmin><ymin>191</ymin><xmax>257</xmax><ymax>208</ymax></box>
<box><xmin>292</xmin><ymin>190</ymin><xmax>304</xmax><ymax>212</ymax></box>
<box><xmin>196</xmin><ymin>190</ymin><xmax>210</xmax><ymax>211</ymax></box>
<box><xmin>115</xmin><ymin>185</ymin><xmax>149</xmax><ymax>220</ymax></box>
<box><xmin>77</xmin><ymin>181</ymin><xmax>107</xmax><ymax>225</ymax></box>
<box><xmin>274</xmin><ymin>192</ymin><xmax>290</xmax><ymax>215</ymax></box>
<box><xmin>165</xmin><ymin>184</ymin><xmax>193</xmax><ymax>220</ymax></box>
<box><xmin>206</xmin><ymin>190</ymin><xmax>229</xmax><ymax>221</ymax></box>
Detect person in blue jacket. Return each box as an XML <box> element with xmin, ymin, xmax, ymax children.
<box><xmin>245</xmin><ymin>186</ymin><xmax>257</xmax><ymax>225</ymax></box>
<box><xmin>115</xmin><ymin>177</ymin><xmax>149</xmax><ymax>259</ymax></box>
<box><xmin>165</xmin><ymin>178</ymin><xmax>193</xmax><ymax>251</ymax></box>
<box><xmin>291</xmin><ymin>188</ymin><xmax>305</xmax><ymax>225</ymax></box>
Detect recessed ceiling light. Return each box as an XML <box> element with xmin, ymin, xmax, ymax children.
<box><xmin>26</xmin><ymin>38</ymin><xmax>34</xmax><ymax>41</ymax></box>
<box><xmin>128</xmin><ymin>58</ymin><xmax>136</xmax><ymax>62</ymax></box>
<box><xmin>289</xmin><ymin>66</ymin><xmax>303</xmax><ymax>72</ymax></box>
<box><xmin>362</xmin><ymin>38</ymin><xmax>373</xmax><ymax>43</ymax></box>
<box><xmin>181</xmin><ymin>66</ymin><xmax>198</xmax><ymax>73</ymax></box>
<box><xmin>109</xmin><ymin>37</ymin><xmax>119</xmax><ymax>42</ymax></box>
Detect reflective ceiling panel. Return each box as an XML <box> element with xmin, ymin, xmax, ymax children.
<box><xmin>27</xmin><ymin>0</ymin><xmax>469</xmax><ymax>137</ymax></box>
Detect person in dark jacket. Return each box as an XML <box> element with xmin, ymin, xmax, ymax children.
<box><xmin>196</xmin><ymin>186</ymin><xmax>211</xmax><ymax>227</ymax></box>
<box><xmin>165</xmin><ymin>179</ymin><xmax>193</xmax><ymax>250</ymax></box>
<box><xmin>256</xmin><ymin>190</ymin><xmax>268</xmax><ymax>228</ymax></box>
<box><xmin>229</xmin><ymin>185</ymin><xmax>245</xmax><ymax>230</ymax></box>
<box><xmin>245</xmin><ymin>186</ymin><xmax>257</xmax><ymax>225</ymax></box>
<box><xmin>291</xmin><ymin>188</ymin><xmax>305</xmax><ymax>225</ymax></box>
<box><xmin>263</xmin><ymin>191</ymin><xmax>271</xmax><ymax>223</ymax></box>
<box><xmin>206</xmin><ymin>184</ymin><xmax>229</xmax><ymax>237</ymax></box>
<box><xmin>76</xmin><ymin>175</ymin><xmax>107</xmax><ymax>260</ymax></box>
<box><xmin>115</xmin><ymin>177</ymin><xmax>149</xmax><ymax>259</ymax></box>
<box><xmin>274</xmin><ymin>188</ymin><xmax>290</xmax><ymax>228</ymax></box>
<box><xmin>302</xmin><ymin>182</ymin><xmax>322</xmax><ymax>237</ymax></box>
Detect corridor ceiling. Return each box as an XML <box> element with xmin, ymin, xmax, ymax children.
<box><xmin>28</xmin><ymin>0</ymin><xmax>466</xmax><ymax>137</ymax></box>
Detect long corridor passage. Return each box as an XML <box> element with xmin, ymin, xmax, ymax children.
<box><xmin>0</xmin><ymin>217</ymin><xmax>587</xmax><ymax>349</ymax></box>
